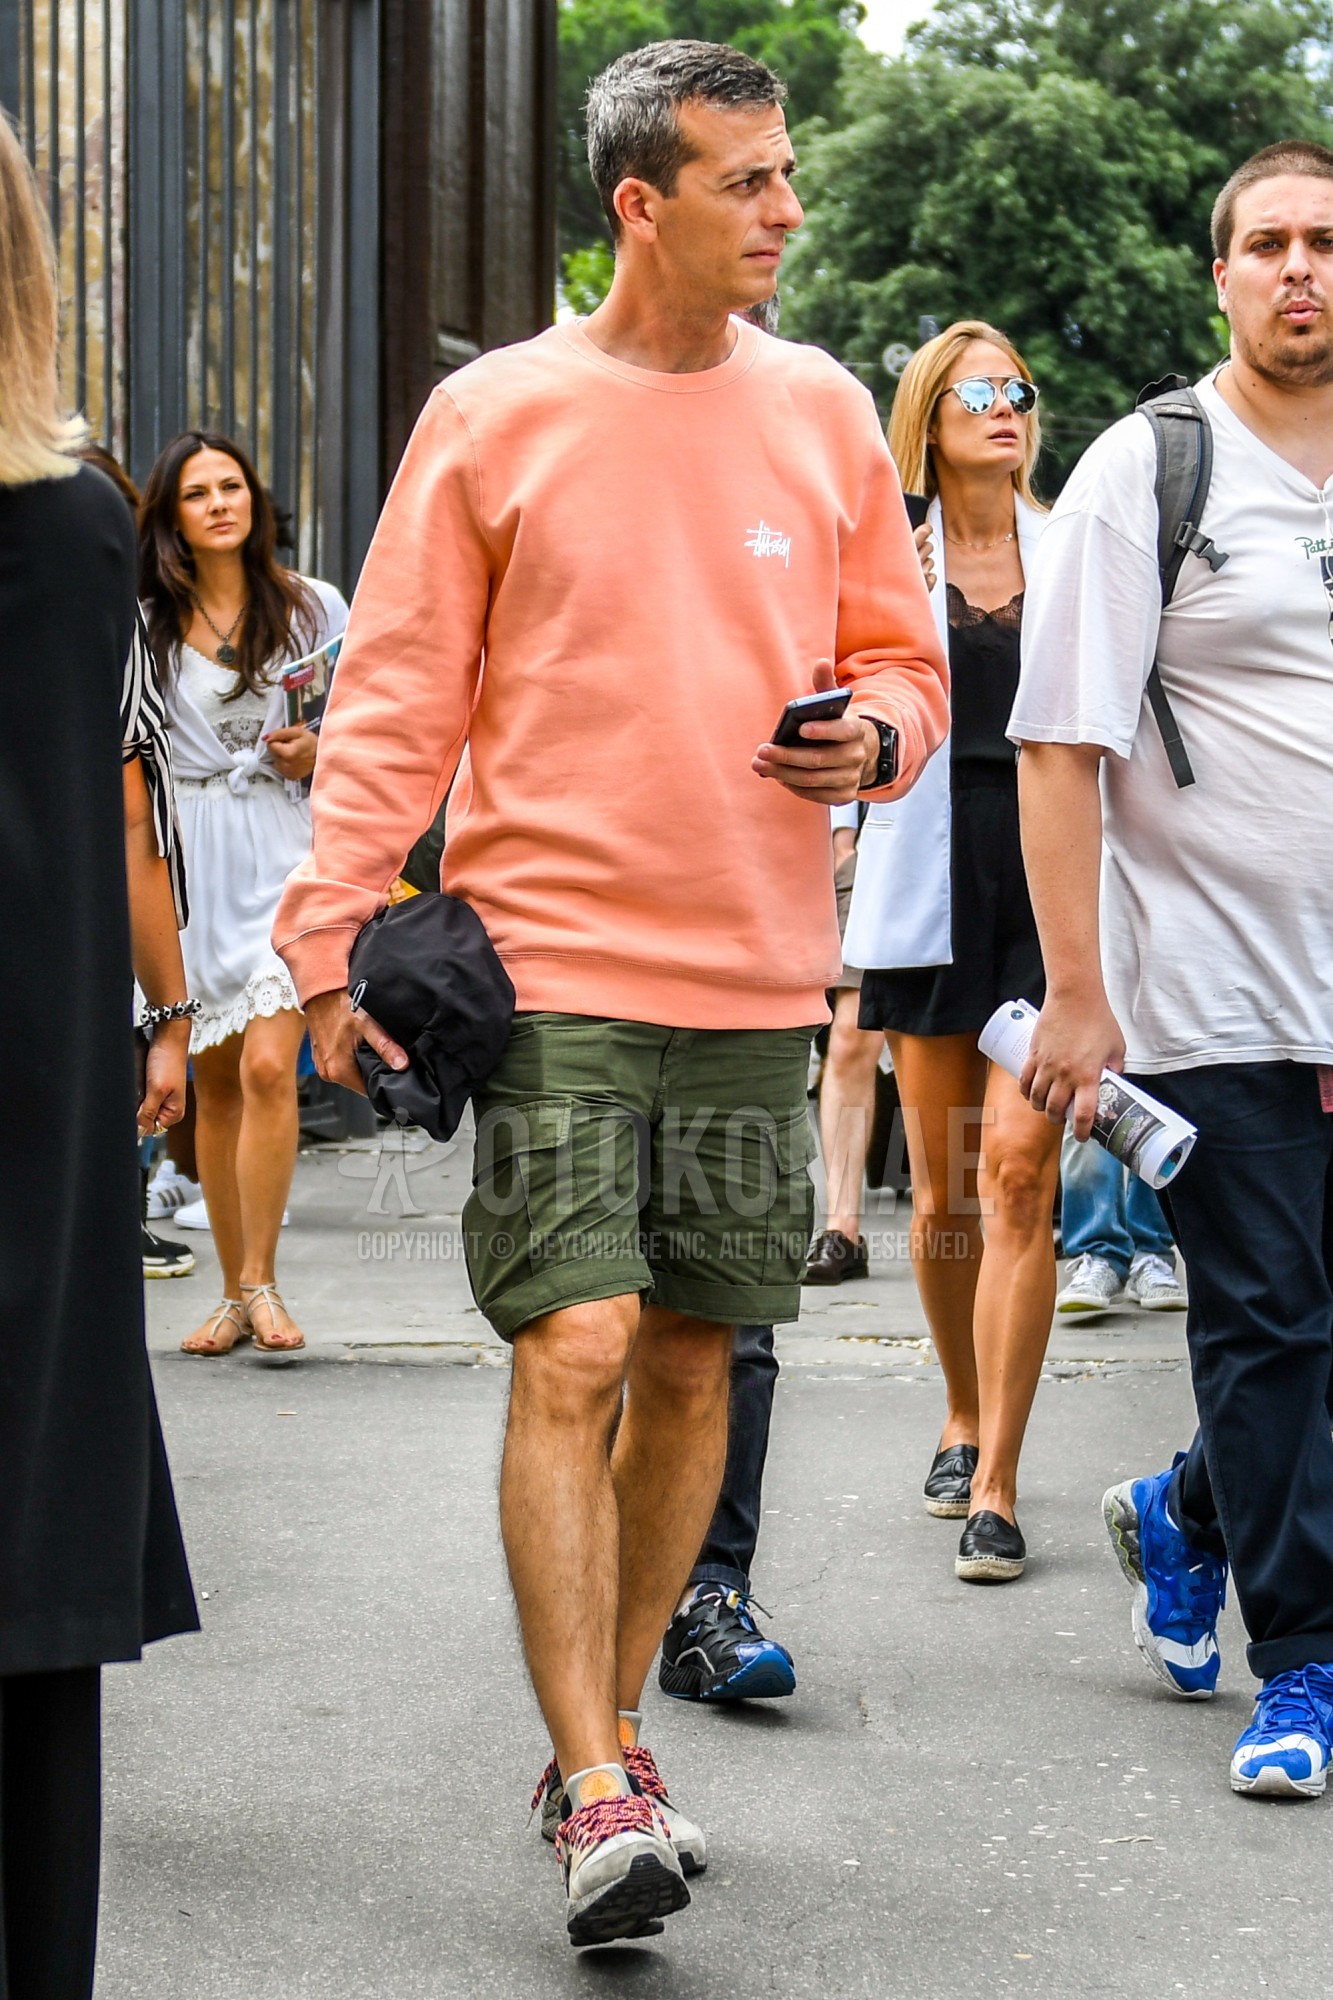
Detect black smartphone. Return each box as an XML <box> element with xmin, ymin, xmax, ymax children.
<box><xmin>903</xmin><ymin>492</ymin><xmax>929</xmax><ymax>530</ymax></box>
<box><xmin>771</xmin><ymin>687</ymin><xmax>852</xmax><ymax>747</ymax></box>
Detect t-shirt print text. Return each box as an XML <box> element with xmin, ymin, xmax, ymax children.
<box><xmin>745</xmin><ymin>520</ymin><xmax>792</xmax><ymax>568</ymax></box>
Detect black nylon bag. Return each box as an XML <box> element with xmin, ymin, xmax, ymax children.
<box><xmin>348</xmin><ymin>892</ymin><xmax>515</xmax><ymax>1141</ymax></box>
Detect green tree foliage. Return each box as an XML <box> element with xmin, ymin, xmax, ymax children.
<box><xmin>780</xmin><ymin>0</ymin><xmax>1333</xmax><ymax>479</ymax></box>
<box><xmin>557</xmin><ymin>0</ymin><xmax>866</xmax><ymax>289</ymax></box>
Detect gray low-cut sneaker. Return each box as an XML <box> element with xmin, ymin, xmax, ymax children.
<box><xmin>550</xmin><ymin>1769</ymin><xmax>689</xmax><ymax>1948</ymax></box>
<box><xmin>1056</xmin><ymin>1252</ymin><xmax>1124</xmax><ymax>1315</ymax></box>
<box><xmin>536</xmin><ymin>1743</ymin><xmax>707</xmax><ymax>1877</ymax></box>
<box><xmin>1125</xmin><ymin>1252</ymin><xmax>1187</xmax><ymax>1311</ymax></box>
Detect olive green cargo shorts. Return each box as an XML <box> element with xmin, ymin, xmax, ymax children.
<box><xmin>462</xmin><ymin>1014</ymin><xmax>818</xmax><ymax>1340</ymax></box>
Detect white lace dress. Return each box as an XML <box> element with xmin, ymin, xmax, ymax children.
<box><xmin>169</xmin><ymin>580</ymin><xmax>348</xmax><ymax>1050</ymax></box>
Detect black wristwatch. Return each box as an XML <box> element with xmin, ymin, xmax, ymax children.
<box><xmin>862</xmin><ymin>719</ymin><xmax>899</xmax><ymax>790</ymax></box>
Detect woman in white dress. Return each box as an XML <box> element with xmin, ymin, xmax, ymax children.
<box><xmin>139</xmin><ymin>432</ymin><xmax>348</xmax><ymax>1357</ymax></box>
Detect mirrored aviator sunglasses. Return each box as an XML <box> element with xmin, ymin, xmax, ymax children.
<box><xmin>949</xmin><ymin>376</ymin><xmax>1040</xmax><ymax>417</ymax></box>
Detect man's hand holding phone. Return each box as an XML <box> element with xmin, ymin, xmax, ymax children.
<box><xmin>752</xmin><ymin>659</ymin><xmax>882</xmax><ymax>806</ymax></box>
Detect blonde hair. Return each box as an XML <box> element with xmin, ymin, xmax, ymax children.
<box><xmin>888</xmin><ymin>319</ymin><xmax>1043</xmax><ymax>508</ymax></box>
<box><xmin>0</xmin><ymin>115</ymin><xmax>86</xmax><ymax>487</ymax></box>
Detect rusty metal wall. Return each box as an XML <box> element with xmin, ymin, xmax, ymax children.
<box><xmin>1</xmin><ymin>0</ymin><xmax>380</xmax><ymax>591</ymax></box>
<box><xmin>1</xmin><ymin>0</ymin><xmax>556</xmax><ymax>584</ymax></box>
<box><xmin>382</xmin><ymin>0</ymin><xmax>556</xmax><ymax>479</ymax></box>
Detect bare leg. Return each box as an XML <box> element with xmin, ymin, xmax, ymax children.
<box><xmin>500</xmin><ymin>1297</ymin><xmax>640</xmax><ymax>1782</ymax></box>
<box><xmin>819</xmin><ymin>988</ymin><xmax>884</xmax><ymax>1240</ymax></box>
<box><xmin>969</xmin><ymin>1064</ymin><xmax>1062</xmax><ymax>1524</ymax></box>
<box><xmin>886</xmin><ymin>1032</ymin><xmax>988</xmax><ymax>1450</ymax></box>
<box><xmin>190</xmin><ymin>1034</ymin><xmax>245</xmax><ymax>1294</ymax></box>
<box><xmin>182</xmin><ymin>1035</ymin><xmax>247</xmax><ymax>1353</ymax></box>
<box><xmin>235</xmin><ymin>1007</ymin><xmax>307</xmax><ymax>1289</ymax></box>
<box><xmin>612</xmin><ymin>1307</ymin><xmax>733</xmax><ymax>1712</ymax></box>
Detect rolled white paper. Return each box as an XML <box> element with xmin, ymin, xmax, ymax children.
<box><xmin>978</xmin><ymin>998</ymin><xmax>1197</xmax><ymax>1191</ymax></box>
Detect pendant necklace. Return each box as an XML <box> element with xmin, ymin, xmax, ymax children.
<box><xmin>191</xmin><ymin>593</ymin><xmax>245</xmax><ymax>666</ymax></box>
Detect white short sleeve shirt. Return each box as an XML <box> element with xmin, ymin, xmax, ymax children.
<box><xmin>1011</xmin><ymin>370</ymin><xmax>1333</xmax><ymax>1073</ymax></box>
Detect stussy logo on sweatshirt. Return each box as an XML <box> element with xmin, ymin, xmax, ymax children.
<box><xmin>745</xmin><ymin>520</ymin><xmax>792</xmax><ymax>568</ymax></box>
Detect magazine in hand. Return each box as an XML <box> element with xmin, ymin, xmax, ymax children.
<box><xmin>978</xmin><ymin>998</ymin><xmax>1197</xmax><ymax>1189</ymax></box>
<box><xmin>278</xmin><ymin>634</ymin><xmax>342</xmax><ymax>798</ymax></box>
<box><xmin>281</xmin><ymin>633</ymin><xmax>342</xmax><ymax>729</ymax></box>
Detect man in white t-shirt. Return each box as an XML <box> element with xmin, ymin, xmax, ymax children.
<box><xmin>1011</xmin><ymin>141</ymin><xmax>1333</xmax><ymax>1800</ymax></box>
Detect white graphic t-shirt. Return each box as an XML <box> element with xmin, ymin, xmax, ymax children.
<box><xmin>1010</xmin><ymin>370</ymin><xmax>1333</xmax><ymax>1074</ymax></box>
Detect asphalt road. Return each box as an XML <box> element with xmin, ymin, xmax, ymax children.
<box><xmin>105</xmin><ymin>1244</ymin><xmax>1328</xmax><ymax>1998</ymax></box>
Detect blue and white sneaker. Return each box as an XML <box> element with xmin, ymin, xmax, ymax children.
<box><xmin>1231</xmin><ymin>1666</ymin><xmax>1333</xmax><ymax>1798</ymax></box>
<box><xmin>658</xmin><ymin>1585</ymin><xmax>796</xmax><ymax>1702</ymax></box>
<box><xmin>1103</xmin><ymin>1459</ymin><xmax>1226</xmax><ymax>1699</ymax></box>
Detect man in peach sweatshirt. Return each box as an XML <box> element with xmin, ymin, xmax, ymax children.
<box><xmin>275</xmin><ymin>39</ymin><xmax>946</xmax><ymax>1948</ymax></box>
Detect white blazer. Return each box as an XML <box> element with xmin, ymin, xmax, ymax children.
<box><xmin>842</xmin><ymin>494</ymin><xmax>1046</xmax><ymax>971</ymax></box>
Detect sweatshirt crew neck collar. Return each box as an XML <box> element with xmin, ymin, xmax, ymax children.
<box><xmin>556</xmin><ymin>315</ymin><xmax>760</xmax><ymax>394</ymax></box>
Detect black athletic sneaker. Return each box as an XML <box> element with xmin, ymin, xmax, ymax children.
<box><xmin>659</xmin><ymin>1585</ymin><xmax>796</xmax><ymax>1701</ymax></box>
<box><xmin>142</xmin><ymin>1226</ymin><xmax>196</xmax><ymax>1280</ymax></box>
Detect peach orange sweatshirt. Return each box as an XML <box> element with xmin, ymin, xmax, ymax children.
<box><xmin>274</xmin><ymin>318</ymin><xmax>948</xmax><ymax>1028</ymax></box>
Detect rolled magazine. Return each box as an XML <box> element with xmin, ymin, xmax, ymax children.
<box><xmin>279</xmin><ymin>634</ymin><xmax>342</xmax><ymax>801</ymax></box>
<box><xmin>979</xmin><ymin>998</ymin><xmax>1197</xmax><ymax>1190</ymax></box>
<box><xmin>281</xmin><ymin>633</ymin><xmax>342</xmax><ymax>729</ymax></box>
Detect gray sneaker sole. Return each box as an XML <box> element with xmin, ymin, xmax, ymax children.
<box><xmin>567</xmin><ymin>1852</ymin><xmax>690</xmax><ymax>1948</ymax></box>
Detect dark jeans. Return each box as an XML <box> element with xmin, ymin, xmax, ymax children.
<box><xmin>1134</xmin><ymin>1062</ymin><xmax>1333</xmax><ymax>1680</ymax></box>
<box><xmin>0</xmin><ymin>1668</ymin><xmax>101</xmax><ymax>2000</ymax></box>
<box><xmin>690</xmin><ymin>1323</ymin><xmax>778</xmax><ymax>1595</ymax></box>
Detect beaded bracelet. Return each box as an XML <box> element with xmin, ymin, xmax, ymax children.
<box><xmin>138</xmin><ymin>998</ymin><xmax>202</xmax><ymax>1029</ymax></box>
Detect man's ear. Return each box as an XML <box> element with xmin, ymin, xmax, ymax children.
<box><xmin>1213</xmin><ymin>257</ymin><xmax>1229</xmax><ymax>315</ymax></box>
<box><xmin>613</xmin><ymin>176</ymin><xmax>662</xmax><ymax>244</ymax></box>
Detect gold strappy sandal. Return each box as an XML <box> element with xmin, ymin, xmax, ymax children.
<box><xmin>180</xmin><ymin>1298</ymin><xmax>252</xmax><ymax>1357</ymax></box>
<box><xmin>241</xmin><ymin>1283</ymin><xmax>306</xmax><ymax>1358</ymax></box>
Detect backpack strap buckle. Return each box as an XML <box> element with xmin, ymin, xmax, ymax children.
<box><xmin>1173</xmin><ymin>520</ymin><xmax>1230</xmax><ymax>573</ymax></box>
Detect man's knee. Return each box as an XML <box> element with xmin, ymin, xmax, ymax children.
<box><xmin>632</xmin><ymin>1309</ymin><xmax>733</xmax><ymax>1407</ymax></box>
<box><xmin>510</xmin><ymin>1296</ymin><xmax>639</xmax><ymax>1426</ymax></box>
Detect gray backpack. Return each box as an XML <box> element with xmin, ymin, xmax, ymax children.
<box><xmin>1135</xmin><ymin>377</ymin><xmax>1231</xmax><ymax>787</ymax></box>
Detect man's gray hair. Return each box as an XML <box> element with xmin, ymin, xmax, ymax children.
<box><xmin>586</xmin><ymin>39</ymin><xmax>786</xmax><ymax>239</ymax></box>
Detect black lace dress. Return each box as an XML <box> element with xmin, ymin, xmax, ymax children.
<box><xmin>858</xmin><ymin>586</ymin><xmax>1046</xmax><ymax>1037</ymax></box>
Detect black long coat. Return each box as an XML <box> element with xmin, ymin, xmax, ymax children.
<box><xmin>0</xmin><ymin>464</ymin><xmax>198</xmax><ymax>1674</ymax></box>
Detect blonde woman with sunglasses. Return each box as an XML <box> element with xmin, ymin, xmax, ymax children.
<box><xmin>844</xmin><ymin>320</ymin><xmax>1061</xmax><ymax>1584</ymax></box>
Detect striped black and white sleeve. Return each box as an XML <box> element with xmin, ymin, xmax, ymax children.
<box><xmin>120</xmin><ymin>606</ymin><xmax>189</xmax><ymax>928</ymax></box>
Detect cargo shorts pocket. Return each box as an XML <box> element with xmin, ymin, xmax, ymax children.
<box><xmin>762</xmin><ymin>1108</ymin><xmax>817</xmax><ymax>1284</ymax></box>
<box><xmin>472</xmin><ymin>1097</ymin><xmax>643</xmax><ymax>1263</ymax></box>
<box><xmin>463</xmin><ymin>1099</ymin><xmax>579</xmax><ymax>1306</ymax></box>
